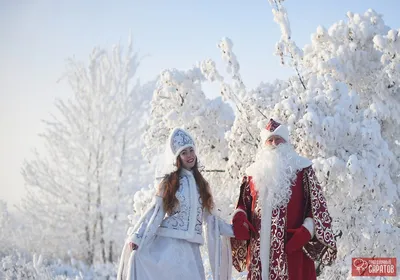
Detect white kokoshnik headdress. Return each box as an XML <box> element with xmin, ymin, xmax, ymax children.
<box><xmin>155</xmin><ymin>127</ymin><xmax>196</xmax><ymax>179</ymax></box>
<box><xmin>169</xmin><ymin>127</ymin><xmax>196</xmax><ymax>158</ymax></box>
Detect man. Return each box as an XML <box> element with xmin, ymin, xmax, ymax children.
<box><xmin>231</xmin><ymin>119</ymin><xmax>337</xmax><ymax>280</ymax></box>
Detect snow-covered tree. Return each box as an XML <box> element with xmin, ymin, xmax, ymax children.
<box><xmin>209</xmin><ymin>4</ymin><xmax>399</xmax><ymax>279</ymax></box>
<box><xmin>266</xmin><ymin>5</ymin><xmax>400</xmax><ymax>278</ymax></box>
<box><xmin>0</xmin><ymin>200</ymin><xmax>12</xmax><ymax>253</ymax></box>
<box><xmin>201</xmin><ymin>37</ymin><xmax>290</xmax><ymax>183</ymax></box>
<box><xmin>133</xmin><ymin>66</ymin><xmax>235</xmax><ymax>220</ymax></box>
<box><xmin>136</xmin><ymin>3</ymin><xmax>399</xmax><ymax>279</ymax></box>
<box><xmin>20</xmin><ymin>37</ymin><xmax>155</xmax><ymax>265</ymax></box>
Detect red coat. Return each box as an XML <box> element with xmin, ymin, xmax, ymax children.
<box><xmin>231</xmin><ymin>166</ymin><xmax>337</xmax><ymax>280</ymax></box>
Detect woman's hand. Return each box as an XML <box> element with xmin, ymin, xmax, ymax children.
<box><xmin>129</xmin><ymin>242</ymin><xmax>138</xmax><ymax>251</ymax></box>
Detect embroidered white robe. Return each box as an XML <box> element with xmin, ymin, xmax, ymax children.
<box><xmin>117</xmin><ymin>168</ymin><xmax>233</xmax><ymax>280</ymax></box>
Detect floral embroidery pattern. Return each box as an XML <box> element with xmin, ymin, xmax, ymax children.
<box><xmin>302</xmin><ymin>167</ymin><xmax>337</xmax><ymax>265</ymax></box>
<box><xmin>160</xmin><ymin>176</ymin><xmax>191</xmax><ymax>231</ymax></box>
<box><xmin>159</xmin><ymin>174</ymin><xmax>203</xmax><ymax>237</ymax></box>
<box><xmin>231</xmin><ymin>168</ymin><xmax>337</xmax><ymax>279</ymax></box>
<box><xmin>269</xmin><ymin>206</ymin><xmax>289</xmax><ymax>280</ymax></box>
<box><xmin>195</xmin><ymin>193</ymin><xmax>203</xmax><ymax>235</ymax></box>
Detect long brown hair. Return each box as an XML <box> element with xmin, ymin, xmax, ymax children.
<box><xmin>161</xmin><ymin>157</ymin><xmax>214</xmax><ymax>215</ymax></box>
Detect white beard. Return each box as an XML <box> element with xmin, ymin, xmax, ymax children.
<box><xmin>246</xmin><ymin>143</ymin><xmax>305</xmax><ymax>209</ymax></box>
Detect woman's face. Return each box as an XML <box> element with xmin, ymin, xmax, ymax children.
<box><xmin>179</xmin><ymin>147</ymin><xmax>196</xmax><ymax>170</ymax></box>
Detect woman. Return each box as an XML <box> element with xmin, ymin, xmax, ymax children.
<box><xmin>117</xmin><ymin>127</ymin><xmax>234</xmax><ymax>280</ymax></box>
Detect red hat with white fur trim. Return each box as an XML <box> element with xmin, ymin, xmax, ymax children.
<box><xmin>260</xmin><ymin>118</ymin><xmax>289</xmax><ymax>143</ymax></box>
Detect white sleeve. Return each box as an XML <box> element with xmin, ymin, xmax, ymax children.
<box><xmin>217</xmin><ymin>217</ymin><xmax>234</xmax><ymax>237</ymax></box>
<box><xmin>205</xmin><ymin>213</ymin><xmax>233</xmax><ymax>280</ymax></box>
<box><xmin>126</xmin><ymin>196</ymin><xmax>164</xmax><ymax>246</ymax></box>
<box><xmin>203</xmin><ymin>210</ymin><xmax>234</xmax><ymax>237</ymax></box>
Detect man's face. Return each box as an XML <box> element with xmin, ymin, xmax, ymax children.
<box><xmin>265</xmin><ymin>135</ymin><xmax>286</xmax><ymax>147</ymax></box>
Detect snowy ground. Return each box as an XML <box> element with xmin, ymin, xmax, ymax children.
<box><xmin>0</xmin><ymin>250</ymin><xmax>249</xmax><ymax>280</ymax></box>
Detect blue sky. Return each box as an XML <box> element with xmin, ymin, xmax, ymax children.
<box><xmin>0</xmin><ymin>0</ymin><xmax>398</xmax><ymax>206</ymax></box>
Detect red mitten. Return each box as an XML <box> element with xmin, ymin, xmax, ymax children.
<box><xmin>232</xmin><ymin>210</ymin><xmax>256</xmax><ymax>240</ymax></box>
<box><xmin>285</xmin><ymin>226</ymin><xmax>311</xmax><ymax>255</ymax></box>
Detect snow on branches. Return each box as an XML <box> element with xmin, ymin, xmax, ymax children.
<box><xmin>140</xmin><ymin>5</ymin><xmax>400</xmax><ymax>279</ymax></box>
<box><xmin>267</xmin><ymin>3</ymin><xmax>400</xmax><ymax>278</ymax></box>
<box><xmin>21</xmin><ymin>36</ymin><xmax>155</xmax><ymax>265</ymax></box>
<box><xmin>138</xmin><ymin>66</ymin><xmax>234</xmax><ymax>217</ymax></box>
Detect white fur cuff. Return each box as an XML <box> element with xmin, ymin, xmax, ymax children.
<box><xmin>232</xmin><ymin>208</ymin><xmax>247</xmax><ymax>221</ymax></box>
<box><xmin>303</xmin><ymin>217</ymin><xmax>315</xmax><ymax>238</ymax></box>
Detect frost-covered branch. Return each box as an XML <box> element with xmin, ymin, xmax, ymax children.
<box><xmin>269</xmin><ymin>0</ymin><xmax>306</xmax><ymax>89</ymax></box>
<box><xmin>20</xmin><ymin>36</ymin><xmax>155</xmax><ymax>264</ymax></box>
